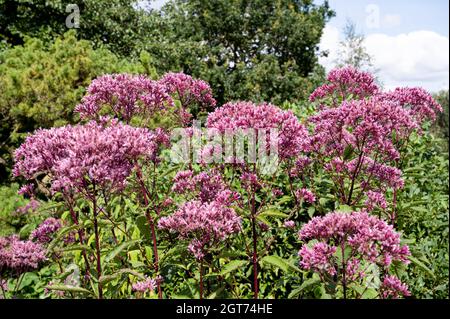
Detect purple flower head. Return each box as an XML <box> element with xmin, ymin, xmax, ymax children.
<box><xmin>75</xmin><ymin>73</ymin><xmax>173</xmax><ymax>123</ymax></box>
<box><xmin>172</xmin><ymin>169</ymin><xmax>232</xmax><ymax>204</ymax></box>
<box><xmin>379</xmin><ymin>87</ymin><xmax>443</xmax><ymax>124</ymax></box>
<box><xmin>310</xmin><ymin>67</ymin><xmax>379</xmax><ymax>103</ymax></box>
<box><xmin>132</xmin><ymin>277</ymin><xmax>157</xmax><ymax>293</ymax></box>
<box><xmin>284</xmin><ymin>220</ymin><xmax>296</xmax><ymax>229</ymax></box>
<box><xmin>13</xmin><ymin>121</ymin><xmax>168</xmax><ymax>195</ymax></box>
<box><xmin>18</xmin><ymin>184</ymin><xmax>34</xmax><ymax>197</ymax></box>
<box><xmin>30</xmin><ymin>218</ymin><xmax>62</xmax><ymax>244</ymax></box>
<box><xmin>295</xmin><ymin>188</ymin><xmax>316</xmax><ymax>204</ymax></box>
<box><xmin>207</xmin><ymin>101</ymin><xmax>310</xmax><ymax>161</ymax></box>
<box><xmin>0</xmin><ymin>235</ymin><xmax>46</xmax><ymax>275</ymax></box>
<box><xmin>380</xmin><ymin>275</ymin><xmax>411</xmax><ymax>299</ymax></box>
<box><xmin>298</xmin><ymin>211</ymin><xmax>410</xmax><ymax>270</ymax></box>
<box><xmin>159</xmin><ymin>72</ymin><xmax>216</xmax><ymax>110</ymax></box>
<box><xmin>158</xmin><ymin>200</ymin><xmax>241</xmax><ymax>260</ymax></box>
<box><xmin>365</xmin><ymin>190</ymin><xmax>388</xmax><ymax>211</ymax></box>
<box><xmin>15</xmin><ymin>198</ymin><xmax>40</xmax><ymax>215</ymax></box>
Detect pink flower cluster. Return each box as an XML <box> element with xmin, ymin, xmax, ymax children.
<box><xmin>309</xmin><ymin>67</ymin><xmax>379</xmax><ymax>103</ymax></box>
<box><xmin>284</xmin><ymin>220</ymin><xmax>296</xmax><ymax>229</ymax></box>
<box><xmin>15</xmin><ymin>198</ymin><xmax>40</xmax><ymax>215</ymax></box>
<box><xmin>379</xmin><ymin>87</ymin><xmax>443</xmax><ymax>124</ymax></box>
<box><xmin>0</xmin><ymin>235</ymin><xmax>46</xmax><ymax>275</ymax></box>
<box><xmin>206</xmin><ymin>101</ymin><xmax>310</xmax><ymax>160</ymax></box>
<box><xmin>309</xmin><ymin>98</ymin><xmax>413</xmax><ymax>204</ymax></box>
<box><xmin>172</xmin><ymin>169</ymin><xmax>238</xmax><ymax>204</ymax></box>
<box><xmin>295</xmin><ymin>188</ymin><xmax>316</xmax><ymax>204</ymax></box>
<box><xmin>159</xmin><ymin>72</ymin><xmax>216</xmax><ymax>109</ymax></box>
<box><xmin>298</xmin><ymin>211</ymin><xmax>410</xmax><ymax>277</ymax></box>
<box><xmin>310</xmin><ymin>99</ymin><xmax>417</xmax><ymax>162</ymax></box>
<box><xmin>13</xmin><ymin>120</ymin><xmax>169</xmax><ymax>194</ymax></box>
<box><xmin>380</xmin><ymin>275</ymin><xmax>411</xmax><ymax>299</ymax></box>
<box><xmin>18</xmin><ymin>184</ymin><xmax>34</xmax><ymax>197</ymax></box>
<box><xmin>132</xmin><ymin>277</ymin><xmax>157</xmax><ymax>293</ymax></box>
<box><xmin>75</xmin><ymin>73</ymin><xmax>173</xmax><ymax>122</ymax></box>
<box><xmin>30</xmin><ymin>218</ymin><xmax>62</xmax><ymax>244</ymax></box>
<box><xmin>365</xmin><ymin>190</ymin><xmax>388</xmax><ymax>212</ymax></box>
<box><xmin>158</xmin><ymin>200</ymin><xmax>241</xmax><ymax>260</ymax></box>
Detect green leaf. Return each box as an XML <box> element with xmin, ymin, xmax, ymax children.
<box><xmin>261</xmin><ymin>255</ymin><xmax>301</xmax><ymax>273</ymax></box>
<box><xmin>288</xmin><ymin>277</ymin><xmax>320</xmax><ymax>298</ymax></box>
<box><xmin>408</xmin><ymin>255</ymin><xmax>435</xmax><ymax>278</ymax></box>
<box><xmin>135</xmin><ymin>215</ymin><xmax>151</xmax><ymax>241</ymax></box>
<box><xmin>18</xmin><ymin>272</ymin><xmax>39</xmax><ymax>290</ymax></box>
<box><xmin>99</xmin><ymin>268</ymin><xmax>146</xmax><ymax>285</ymax></box>
<box><xmin>219</xmin><ymin>260</ymin><xmax>248</xmax><ymax>276</ymax></box>
<box><xmin>45</xmin><ymin>284</ymin><xmax>94</xmax><ymax>296</ymax></box>
<box><xmin>258</xmin><ymin>209</ymin><xmax>288</xmax><ymax>219</ymax></box>
<box><xmin>336</xmin><ymin>204</ymin><xmax>353</xmax><ymax>213</ymax></box>
<box><xmin>307</xmin><ymin>206</ymin><xmax>315</xmax><ymax>218</ymax></box>
<box><xmin>105</xmin><ymin>240</ymin><xmax>140</xmax><ymax>264</ymax></box>
<box><xmin>207</xmin><ymin>287</ymin><xmax>225</xmax><ymax>299</ymax></box>
<box><xmin>277</xmin><ymin>195</ymin><xmax>293</xmax><ymax>205</ymax></box>
<box><xmin>343</xmin><ymin>145</ymin><xmax>354</xmax><ymax>161</ymax></box>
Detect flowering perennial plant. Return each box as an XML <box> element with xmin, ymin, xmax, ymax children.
<box><xmin>158</xmin><ymin>200</ymin><xmax>241</xmax><ymax>260</ymax></box>
<box><xmin>13</xmin><ymin>120</ymin><xmax>167</xmax><ymax>194</ymax></box>
<box><xmin>0</xmin><ymin>235</ymin><xmax>46</xmax><ymax>275</ymax></box>
<box><xmin>7</xmin><ymin>68</ymin><xmax>443</xmax><ymax>300</ymax></box>
<box><xmin>30</xmin><ymin>218</ymin><xmax>62</xmax><ymax>244</ymax></box>
<box><xmin>309</xmin><ymin>67</ymin><xmax>379</xmax><ymax>104</ymax></box>
<box><xmin>207</xmin><ymin>101</ymin><xmax>309</xmax><ymax>161</ymax></box>
<box><xmin>298</xmin><ymin>211</ymin><xmax>410</xmax><ymax>298</ymax></box>
<box><xmin>75</xmin><ymin>73</ymin><xmax>173</xmax><ymax>123</ymax></box>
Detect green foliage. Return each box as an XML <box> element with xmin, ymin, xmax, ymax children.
<box><xmin>0</xmin><ymin>31</ymin><xmax>151</xmax><ymax>182</ymax></box>
<box><xmin>432</xmin><ymin>90</ymin><xmax>449</xmax><ymax>146</ymax></box>
<box><xmin>0</xmin><ymin>0</ymin><xmax>154</xmax><ymax>57</ymax></box>
<box><xmin>145</xmin><ymin>0</ymin><xmax>334</xmax><ymax>105</ymax></box>
<box><xmin>0</xmin><ymin>183</ymin><xmax>29</xmax><ymax>236</ymax></box>
<box><xmin>396</xmin><ymin>132</ymin><xmax>449</xmax><ymax>299</ymax></box>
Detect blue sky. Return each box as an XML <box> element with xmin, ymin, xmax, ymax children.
<box><xmin>319</xmin><ymin>0</ymin><xmax>449</xmax><ymax>91</ymax></box>
<box><xmin>324</xmin><ymin>0</ymin><xmax>448</xmax><ymax>37</ymax></box>
<box><xmin>148</xmin><ymin>0</ymin><xmax>449</xmax><ymax>92</ymax></box>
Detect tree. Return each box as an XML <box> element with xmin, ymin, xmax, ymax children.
<box><xmin>145</xmin><ymin>0</ymin><xmax>335</xmax><ymax>104</ymax></box>
<box><xmin>0</xmin><ymin>0</ymin><xmax>155</xmax><ymax>57</ymax></box>
<box><xmin>335</xmin><ymin>19</ymin><xmax>375</xmax><ymax>72</ymax></box>
<box><xmin>433</xmin><ymin>90</ymin><xmax>449</xmax><ymax>144</ymax></box>
<box><xmin>0</xmin><ymin>31</ymin><xmax>153</xmax><ymax>182</ymax></box>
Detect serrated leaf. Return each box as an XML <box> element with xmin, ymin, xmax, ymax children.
<box><xmin>99</xmin><ymin>268</ymin><xmax>145</xmax><ymax>285</ymax></box>
<box><xmin>261</xmin><ymin>255</ymin><xmax>301</xmax><ymax>273</ymax></box>
<box><xmin>219</xmin><ymin>260</ymin><xmax>248</xmax><ymax>275</ymax></box>
<box><xmin>408</xmin><ymin>255</ymin><xmax>435</xmax><ymax>278</ymax></box>
<box><xmin>288</xmin><ymin>277</ymin><xmax>320</xmax><ymax>298</ymax></box>
<box><xmin>258</xmin><ymin>209</ymin><xmax>288</xmax><ymax>218</ymax></box>
<box><xmin>45</xmin><ymin>284</ymin><xmax>94</xmax><ymax>296</ymax></box>
<box><xmin>105</xmin><ymin>240</ymin><xmax>140</xmax><ymax>263</ymax></box>
<box><xmin>135</xmin><ymin>215</ymin><xmax>151</xmax><ymax>241</ymax></box>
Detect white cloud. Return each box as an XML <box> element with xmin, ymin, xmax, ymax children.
<box><xmin>319</xmin><ymin>26</ymin><xmax>449</xmax><ymax>92</ymax></box>
<box><xmin>318</xmin><ymin>25</ymin><xmax>341</xmax><ymax>70</ymax></box>
<box><xmin>382</xmin><ymin>14</ymin><xmax>402</xmax><ymax>28</ymax></box>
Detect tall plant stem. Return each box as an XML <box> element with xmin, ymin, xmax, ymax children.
<box><xmin>347</xmin><ymin>151</ymin><xmax>364</xmax><ymax>205</ymax></box>
<box><xmin>146</xmin><ymin>211</ymin><xmax>162</xmax><ymax>299</ymax></box>
<box><xmin>199</xmin><ymin>260</ymin><xmax>204</xmax><ymax>300</ymax></box>
<box><xmin>67</xmin><ymin>201</ymin><xmax>91</xmax><ymax>276</ymax></box>
<box><xmin>251</xmin><ymin>215</ymin><xmax>259</xmax><ymax>299</ymax></box>
<box><xmin>136</xmin><ymin>164</ymin><xmax>162</xmax><ymax>299</ymax></box>
<box><xmin>341</xmin><ymin>242</ymin><xmax>347</xmax><ymax>300</ymax></box>
<box><xmin>92</xmin><ymin>189</ymin><xmax>103</xmax><ymax>299</ymax></box>
<box><xmin>0</xmin><ymin>277</ymin><xmax>6</xmax><ymax>299</ymax></box>
<box><xmin>250</xmin><ymin>171</ymin><xmax>259</xmax><ymax>299</ymax></box>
